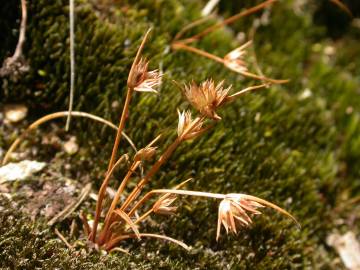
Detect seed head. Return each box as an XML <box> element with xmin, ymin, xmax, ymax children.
<box><xmin>216</xmin><ymin>195</ymin><xmax>263</xmax><ymax>241</ymax></box>
<box><xmin>153</xmin><ymin>194</ymin><xmax>178</xmax><ymax>215</ymax></box>
<box><xmin>216</xmin><ymin>193</ymin><xmax>299</xmax><ymax>241</ymax></box>
<box><xmin>223</xmin><ymin>41</ymin><xmax>252</xmax><ymax>74</ymax></box>
<box><xmin>177</xmin><ymin>110</ymin><xmax>206</xmax><ymax>140</ymax></box>
<box><xmin>183</xmin><ymin>80</ymin><xmax>231</xmax><ymax>120</ymax></box>
<box><xmin>128</xmin><ymin>58</ymin><xmax>161</xmax><ymax>93</ymax></box>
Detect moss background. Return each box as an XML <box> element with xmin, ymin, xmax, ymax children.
<box><xmin>1</xmin><ymin>0</ymin><xmax>360</xmax><ymax>269</ymax></box>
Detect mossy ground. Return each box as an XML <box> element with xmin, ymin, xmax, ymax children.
<box><xmin>1</xmin><ymin>0</ymin><xmax>360</xmax><ymax>269</ymax></box>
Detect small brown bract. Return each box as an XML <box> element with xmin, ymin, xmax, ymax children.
<box><xmin>217</xmin><ymin>195</ymin><xmax>264</xmax><ymax>240</ymax></box>
<box><xmin>183</xmin><ymin>80</ymin><xmax>231</xmax><ymax>120</ymax></box>
<box><xmin>152</xmin><ymin>193</ymin><xmax>178</xmax><ymax>215</ymax></box>
<box><xmin>223</xmin><ymin>41</ymin><xmax>252</xmax><ymax>74</ymax></box>
<box><xmin>128</xmin><ymin>58</ymin><xmax>161</xmax><ymax>93</ymax></box>
<box><xmin>177</xmin><ymin>110</ymin><xmax>206</xmax><ymax>140</ymax></box>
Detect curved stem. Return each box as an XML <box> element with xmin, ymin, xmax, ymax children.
<box><xmin>2</xmin><ymin>111</ymin><xmax>136</xmax><ymax>165</ymax></box>
<box><xmin>174</xmin><ymin>15</ymin><xmax>214</xmax><ymax>41</ymax></box>
<box><xmin>134</xmin><ymin>209</ymin><xmax>153</xmax><ymax>225</ymax></box>
<box><xmin>172</xmin><ymin>42</ymin><xmax>224</xmax><ymax>64</ymax></box>
<box><xmin>239</xmin><ymin>70</ymin><xmax>289</xmax><ymax>84</ymax></box>
<box><xmin>97</xmin><ymin>160</ymin><xmax>141</xmax><ymax>245</ymax></box>
<box><xmin>120</xmin><ymin>137</ymin><xmax>182</xmax><ymax>211</ymax></box>
<box><xmin>226</xmin><ymin>84</ymin><xmax>266</xmax><ymax>102</ymax></box>
<box><xmin>105</xmin><ymin>233</ymin><xmax>190</xmax><ymax>251</ymax></box>
<box><xmin>181</xmin><ymin>0</ymin><xmax>277</xmax><ymax>44</ymax></box>
<box><xmin>107</xmin><ymin>88</ymin><xmax>133</xmax><ymax>172</ymax></box>
<box><xmin>90</xmin><ymin>155</ymin><xmax>127</xmax><ymax>242</ymax></box>
<box><xmin>234</xmin><ymin>194</ymin><xmax>300</xmax><ymax>228</ymax></box>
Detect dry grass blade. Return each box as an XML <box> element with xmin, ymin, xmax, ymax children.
<box><xmin>109</xmin><ymin>247</ymin><xmax>130</xmax><ymax>255</ymax></box>
<box><xmin>2</xmin><ymin>111</ymin><xmax>137</xmax><ymax>165</ymax></box>
<box><xmin>105</xmin><ymin>233</ymin><xmax>190</xmax><ymax>251</ymax></box>
<box><xmin>55</xmin><ymin>228</ymin><xmax>73</xmax><ymax>249</ymax></box>
<box><xmin>226</xmin><ymin>84</ymin><xmax>267</xmax><ymax>102</ymax></box>
<box><xmin>233</xmin><ymin>194</ymin><xmax>300</xmax><ymax>228</ymax></box>
<box><xmin>180</xmin><ymin>0</ymin><xmax>277</xmax><ymax>44</ymax></box>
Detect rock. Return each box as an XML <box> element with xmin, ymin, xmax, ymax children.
<box><xmin>3</xmin><ymin>104</ymin><xmax>28</xmax><ymax>123</ymax></box>
<box><xmin>63</xmin><ymin>136</ymin><xmax>79</xmax><ymax>155</ymax></box>
<box><xmin>327</xmin><ymin>232</ymin><xmax>360</xmax><ymax>270</ymax></box>
<box><xmin>0</xmin><ymin>160</ymin><xmax>46</xmax><ymax>184</ymax></box>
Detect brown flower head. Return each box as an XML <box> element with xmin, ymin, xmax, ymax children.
<box><xmin>216</xmin><ymin>193</ymin><xmax>299</xmax><ymax>241</ymax></box>
<box><xmin>152</xmin><ymin>193</ymin><xmax>178</xmax><ymax>215</ymax></box>
<box><xmin>183</xmin><ymin>80</ymin><xmax>231</xmax><ymax>120</ymax></box>
<box><xmin>223</xmin><ymin>41</ymin><xmax>252</xmax><ymax>74</ymax></box>
<box><xmin>216</xmin><ymin>195</ymin><xmax>263</xmax><ymax>240</ymax></box>
<box><xmin>177</xmin><ymin>110</ymin><xmax>206</xmax><ymax>140</ymax></box>
<box><xmin>128</xmin><ymin>58</ymin><xmax>161</xmax><ymax>94</ymax></box>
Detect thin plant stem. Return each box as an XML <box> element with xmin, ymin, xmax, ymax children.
<box><xmin>14</xmin><ymin>0</ymin><xmax>27</xmax><ymax>60</ymax></box>
<box><xmin>97</xmin><ymin>160</ymin><xmax>141</xmax><ymax>245</ymax></box>
<box><xmin>55</xmin><ymin>228</ymin><xmax>73</xmax><ymax>249</ymax></box>
<box><xmin>130</xmin><ymin>178</ymin><xmax>192</xmax><ymax>222</ymax></box>
<box><xmin>137</xmin><ymin>189</ymin><xmax>225</xmax><ymax>200</ymax></box>
<box><xmin>238</xmin><ymin>194</ymin><xmax>300</xmax><ymax>228</ymax></box>
<box><xmin>239</xmin><ymin>70</ymin><xmax>289</xmax><ymax>84</ymax></box>
<box><xmin>90</xmin><ymin>155</ymin><xmax>127</xmax><ymax>242</ymax></box>
<box><xmin>120</xmin><ymin>137</ymin><xmax>183</xmax><ymax>211</ymax></box>
<box><xmin>134</xmin><ymin>209</ymin><xmax>153</xmax><ymax>225</ymax></box>
<box><xmin>172</xmin><ymin>42</ymin><xmax>224</xmax><ymax>64</ymax></box>
<box><xmin>107</xmin><ymin>28</ymin><xmax>152</xmax><ymax>172</ymax></box>
<box><xmin>66</xmin><ymin>0</ymin><xmax>75</xmax><ymax>131</ymax></box>
<box><xmin>98</xmin><ymin>134</ymin><xmax>162</xmax><ymax>244</ymax></box>
<box><xmin>181</xmin><ymin>0</ymin><xmax>277</xmax><ymax>44</ymax></box>
<box><xmin>119</xmin><ymin>115</ymin><xmax>205</xmax><ymax>210</ymax></box>
<box><xmin>128</xmin><ymin>178</ymin><xmax>193</xmax><ymax>218</ymax></box>
<box><xmin>129</xmin><ymin>189</ymin><xmax>299</xmax><ymax>228</ymax></box>
<box><xmin>107</xmin><ymin>88</ymin><xmax>133</xmax><ymax>172</ymax></box>
<box><xmin>93</xmin><ymin>29</ymin><xmax>152</xmax><ymax>243</ymax></box>
<box><xmin>226</xmin><ymin>84</ymin><xmax>267</xmax><ymax>102</ymax></box>
<box><xmin>249</xmin><ymin>26</ymin><xmax>269</xmax><ymax>86</ymax></box>
<box><xmin>174</xmin><ymin>15</ymin><xmax>214</xmax><ymax>41</ymax></box>
<box><xmin>172</xmin><ymin>42</ymin><xmax>288</xmax><ymax>84</ymax></box>
<box><xmin>105</xmin><ymin>233</ymin><xmax>190</xmax><ymax>251</ymax></box>
<box><xmin>80</xmin><ymin>212</ymin><xmax>90</xmax><ymax>237</ymax></box>
<box><xmin>2</xmin><ymin>111</ymin><xmax>136</xmax><ymax>165</ymax></box>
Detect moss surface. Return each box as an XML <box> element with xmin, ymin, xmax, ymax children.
<box><xmin>1</xmin><ymin>0</ymin><xmax>360</xmax><ymax>269</ymax></box>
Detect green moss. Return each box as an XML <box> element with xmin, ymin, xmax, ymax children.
<box><xmin>1</xmin><ymin>0</ymin><xmax>360</xmax><ymax>269</ymax></box>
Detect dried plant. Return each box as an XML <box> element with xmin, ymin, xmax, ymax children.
<box><xmin>171</xmin><ymin>0</ymin><xmax>289</xmax><ymax>84</ymax></box>
<box><xmin>3</xmin><ymin>10</ymin><xmax>300</xmax><ymax>252</ymax></box>
<box><xmin>81</xmin><ymin>27</ymin><xmax>299</xmax><ymax>252</ymax></box>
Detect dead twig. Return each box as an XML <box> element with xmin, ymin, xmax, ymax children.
<box><xmin>0</xmin><ymin>0</ymin><xmax>29</xmax><ymax>78</ymax></box>
<box><xmin>55</xmin><ymin>228</ymin><xmax>73</xmax><ymax>249</ymax></box>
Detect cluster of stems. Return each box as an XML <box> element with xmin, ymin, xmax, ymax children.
<box><xmin>87</xmin><ymin>1</ymin><xmax>298</xmax><ymax>251</ymax></box>
<box><xmin>171</xmin><ymin>0</ymin><xmax>289</xmax><ymax>85</ymax></box>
